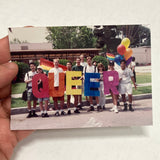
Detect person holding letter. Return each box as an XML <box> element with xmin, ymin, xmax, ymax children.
<box><xmin>107</xmin><ymin>61</ymin><xmax>119</xmax><ymax>113</ymax></box>
<box><xmin>49</xmin><ymin>59</ymin><xmax>65</xmax><ymax>116</ymax></box>
<box><xmin>83</xmin><ymin>56</ymin><xmax>101</xmax><ymax>112</ymax></box>
<box><xmin>36</xmin><ymin>66</ymin><xmax>49</xmax><ymax>117</ymax></box>
<box><xmin>72</xmin><ymin>57</ymin><xmax>83</xmax><ymax>110</ymax></box>
<box><xmin>65</xmin><ymin>61</ymin><xmax>81</xmax><ymax>114</ymax></box>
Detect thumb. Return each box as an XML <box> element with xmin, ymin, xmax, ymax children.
<box><xmin>0</xmin><ymin>62</ymin><xmax>18</xmax><ymax>88</ymax></box>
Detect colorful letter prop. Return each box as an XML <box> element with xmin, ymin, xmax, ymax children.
<box><xmin>84</xmin><ymin>73</ymin><xmax>100</xmax><ymax>96</ymax></box>
<box><xmin>48</xmin><ymin>73</ymin><xmax>65</xmax><ymax>97</ymax></box>
<box><xmin>32</xmin><ymin>73</ymin><xmax>49</xmax><ymax>98</ymax></box>
<box><xmin>103</xmin><ymin>71</ymin><xmax>119</xmax><ymax>95</ymax></box>
<box><xmin>66</xmin><ymin>71</ymin><xmax>82</xmax><ymax>95</ymax></box>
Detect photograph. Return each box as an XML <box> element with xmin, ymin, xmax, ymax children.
<box><xmin>9</xmin><ymin>25</ymin><xmax>152</xmax><ymax>130</ymax></box>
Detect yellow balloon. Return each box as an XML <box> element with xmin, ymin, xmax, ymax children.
<box><xmin>124</xmin><ymin>48</ymin><xmax>133</xmax><ymax>60</ymax></box>
<box><xmin>121</xmin><ymin>38</ymin><xmax>130</xmax><ymax>49</ymax></box>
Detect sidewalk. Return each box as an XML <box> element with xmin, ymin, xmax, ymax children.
<box><xmin>11</xmin><ymin>98</ymin><xmax>152</xmax><ymax>130</ymax></box>
<box><xmin>11</xmin><ymin>93</ymin><xmax>152</xmax><ymax>115</ymax></box>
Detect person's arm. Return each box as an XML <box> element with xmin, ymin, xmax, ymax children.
<box><xmin>130</xmin><ymin>69</ymin><xmax>136</xmax><ymax>89</ymax></box>
<box><xmin>131</xmin><ymin>76</ymin><xmax>137</xmax><ymax>89</ymax></box>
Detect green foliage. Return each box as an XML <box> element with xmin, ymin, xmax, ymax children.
<box><xmin>94</xmin><ymin>26</ymin><xmax>121</xmax><ymax>53</ymax></box>
<box><xmin>132</xmin><ymin>86</ymin><xmax>151</xmax><ymax>95</ymax></box>
<box><xmin>46</xmin><ymin>26</ymin><xmax>96</xmax><ymax>49</ymax></box>
<box><xmin>94</xmin><ymin>25</ymin><xmax>151</xmax><ymax>52</ymax></box>
<box><xmin>59</xmin><ymin>59</ymin><xmax>69</xmax><ymax>66</ymax></box>
<box><xmin>11</xmin><ymin>98</ymin><xmax>27</xmax><ymax>108</ymax></box>
<box><xmin>92</xmin><ymin>55</ymin><xmax>108</xmax><ymax>70</ymax></box>
<box><xmin>12</xmin><ymin>83</ymin><xmax>26</xmax><ymax>94</ymax></box>
<box><xmin>15</xmin><ymin>61</ymin><xmax>29</xmax><ymax>82</ymax></box>
<box><xmin>117</xmin><ymin>25</ymin><xmax>151</xmax><ymax>47</ymax></box>
<box><xmin>136</xmin><ymin>72</ymin><xmax>151</xmax><ymax>84</ymax></box>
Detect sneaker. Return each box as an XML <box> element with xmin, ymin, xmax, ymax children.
<box><xmin>55</xmin><ymin>111</ymin><xmax>60</xmax><ymax>116</ymax></box>
<box><xmin>87</xmin><ymin>106</ymin><xmax>94</xmax><ymax>112</ymax></box>
<box><xmin>74</xmin><ymin>109</ymin><xmax>80</xmax><ymax>114</ymax></box>
<box><xmin>77</xmin><ymin>104</ymin><xmax>83</xmax><ymax>110</ymax></box>
<box><xmin>61</xmin><ymin>111</ymin><xmax>66</xmax><ymax>115</ymax></box>
<box><xmin>26</xmin><ymin>111</ymin><xmax>32</xmax><ymax>118</ymax></box>
<box><xmin>114</xmin><ymin>108</ymin><xmax>119</xmax><ymax>113</ymax></box>
<box><xmin>44</xmin><ymin>113</ymin><xmax>49</xmax><ymax>117</ymax></box>
<box><xmin>123</xmin><ymin>103</ymin><xmax>128</xmax><ymax>111</ymax></box>
<box><xmin>32</xmin><ymin>110</ymin><xmax>38</xmax><ymax>117</ymax></box>
<box><xmin>102</xmin><ymin>106</ymin><xmax>106</xmax><ymax>110</ymax></box>
<box><xmin>97</xmin><ymin>105</ymin><xmax>102</xmax><ymax>112</ymax></box>
<box><xmin>110</xmin><ymin>107</ymin><xmax>115</xmax><ymax>112</ymax></box>
<box><xmin>129</xmin><ymin>104</ymin><xmax>134</xmax><ymax>112</ymax></box>
<box><xmin>41</xmin><ymin>113</ymin><xmax>45</xmax><ymax>117</ymax></box>
<box><xmin>67</xmin><ymin>110</ymin><xmax>71</xmax><ymax>115</ymax></box>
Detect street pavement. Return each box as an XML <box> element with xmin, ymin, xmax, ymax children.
<box><xmin>11</xmin><ymin>98</ymin><xmax>152</xmax><ymax>130</ymax></box>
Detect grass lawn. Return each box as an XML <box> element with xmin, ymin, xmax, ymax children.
<box><xmin>11</xmin><ymin>98</ymin><xmax>27</xmax><ymax>108</ymax></box>
<box><xmin>136</xmin><ymin>72</ymin><xmax>151</xmax><ymax>84</ymax></box>
<box><xmin>12</xmin><ymin>83</ymin><xmax>26</xmax><ymax>94</ymax></box>
<box><xmin>132</xmin><ymin>86</ymin><xmax>152</xmax><ymax>95</ymax></box>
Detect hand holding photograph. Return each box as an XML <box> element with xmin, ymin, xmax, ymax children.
<box><xmin>9</xmin><ymin>25</ymin><xmax>152</xmax><ymax>130</ymax></box>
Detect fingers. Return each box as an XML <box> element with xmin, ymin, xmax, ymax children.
<box><xmin>0</xmin><ymin>62</ymin><xmax>18</xmax><ymax>88</ymax></box>
<box><xmin>0</xmin><ymin>85</ymin><xmax>11</xmax><ymax>99</ymax></box>
<box><xmin>0</xmin><ymin>36</ymin><xmax>10</xmax><ymax>64</ymax></box>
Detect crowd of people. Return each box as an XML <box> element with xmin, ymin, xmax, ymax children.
<box><xmin>24</xmin><ymin>54</ymin><xmax>136</xmax><ymax>118</ymax></box>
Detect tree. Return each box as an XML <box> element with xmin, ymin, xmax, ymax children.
<box><xmin>10</xmin><ymin>38</ymin><xmax>29</xmax><ymax>44</ymax></box>
<box><xmin>117</xmin><ymin>25</ymin><xmax>151</xmax><ymax>47</ymax></box>
<box><xmin>46</xmin><ymin>26</ymin><xmax>96</xmax><ymax>49</ymax></box>
<box><xmin>93</xmin><ymin>25</ymin><xmax>121</xmax><ymax>53</ymax></box>
<box><xmin>93</xmin><ymin>25</ymin><xmax>151</xmax><ymax>54</ymax></box>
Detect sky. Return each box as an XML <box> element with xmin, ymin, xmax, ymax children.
<box><xmin>8</xmin><ymin>27</ymin><xmax>49</xmax><ymax>43</ymax></box>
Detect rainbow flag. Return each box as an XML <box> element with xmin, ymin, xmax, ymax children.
<box><xmin>40</xmin><ymin>58</ymin><xmax>67</xmax><ymax>75</ymax></box>
<box><xmin>106</xmin><ymin>53</ymin><xmax>115</xmax><ymax>61</ymax></box>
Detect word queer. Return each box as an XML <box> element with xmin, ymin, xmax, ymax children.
<box><xmin>32</xmin><ymin>71</ymin><xmax>119</xmax><ymax>98</ymax></box>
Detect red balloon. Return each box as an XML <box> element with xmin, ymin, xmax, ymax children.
<box><xmin>117</xmin><ymin>44</ymin><xmax>126</xmax><ymax>55</ymax></box>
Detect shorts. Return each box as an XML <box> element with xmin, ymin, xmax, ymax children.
<box><xmin>27</xmin><ymin>92</ymin><xmax>37</xmax><ymax>101</ymax></box>
<box><xmin>38</xmin><ymin>97</ymin><xmax>49</xmax><ymax>103</ymax></box>
<box><xmin>118</xmin><ymin>83</ymin><xmax>132</xmax><ymax>95</ymax></box>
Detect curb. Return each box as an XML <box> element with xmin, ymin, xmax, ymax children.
<box><xmin>11</xmin><ymin>93</ymin><xmax>152</xmax><ymax>115</ymax></box>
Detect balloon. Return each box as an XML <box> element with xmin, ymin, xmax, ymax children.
<box><xmin>124</xmin><ymin>48</ymin><xmax>133</xmax><ymax>60</ymax></box>
<box><xmin>126</xmin><ymin>56</ymin><xmax>132</xmax><ymax>66</ymax></box>
<box><xmin>114</xmin><ymin>55</ymin><xmax>124</xmax><ymax>66</ymax></box>
<box><xmin>121</xmin><ymin>38</ymin><xmax>130</xmax><ymax>49</ymax></box>
<box><xmin>117</xmin><ymin>44</ymin><xmax>126</xmax><ymax>55</ymax></box>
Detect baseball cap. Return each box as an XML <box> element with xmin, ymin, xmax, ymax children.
<box><xmin>37</xmin><ymin>65</ymin><xmax>43</xmax><ymax>70</ymax></box>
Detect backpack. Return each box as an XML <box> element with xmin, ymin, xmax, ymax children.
<box><xmin>22</xmin><ymin>72</ymin><xmax>30</xmax><ymax>101</ymax></box>
<box><xmin>84</xmin><ymin>65</ymin><xmax>96</xmax><ymax>73</ymax></box>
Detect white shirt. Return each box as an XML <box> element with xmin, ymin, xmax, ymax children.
<box><xmin>129</xmin><ymin>61</ymin><xmax>136</xmax><ymax>69</ymax></box>
<box><xmin>49</xmin><ymin>67</ymin><xmax>63</xmax><ymax>87</ymax></box>
<box><xmin>118</xmin><ymin>68</ymin><xmax>134</xmax><ymax>84</ymax></box>
<box><xmin>80</xmin><ymin>61</ymin><xmax>87</xmax><ymax>67</ymax></box>
<box><xmin>83</xmin><ymin>64</ymin><xmax>98</xmax><ymax>74</ymax></box>
<box><xmin>24</xmin><ymin>71</ymin><xmax>37</xmax><ymax>92</ymax></box>
<box><xmin>83</xmin><ymin>65</ymin><xmax>98</xmax><ymax>82</ymax></box>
